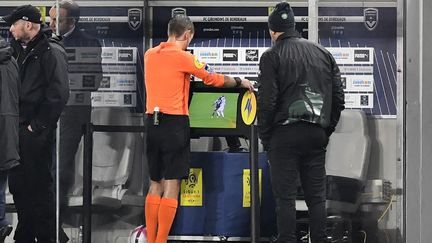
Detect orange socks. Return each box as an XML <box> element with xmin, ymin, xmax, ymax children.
<box><xmin>145</xmin><ymin>195</ymin><xmax>161</xmax><ymax>243</ymax></box>
<box><xmin>155</xmin><ymin>198</ymin><xmax>178</xmax><ymax>243</ymax></box>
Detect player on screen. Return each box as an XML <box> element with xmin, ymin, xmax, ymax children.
<box><xmin>216</xmin><ymin>95</ymin><xmax>226</xmax><ymax>117</ymax></box>
<box><xmin>211</xmin><ymin>95</ymin><xmax>226</xmax><ymax>118</ymax></box>
<box><xmin>211</xmin><ymin>96</ymin><xmax>221</xmax><ymax>118</ymax></box>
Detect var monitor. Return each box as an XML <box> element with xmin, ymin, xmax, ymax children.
<box><xmin>189</xmin><ymin>82</ymin><xmax>256</xmax><ymax>138</ymax></box>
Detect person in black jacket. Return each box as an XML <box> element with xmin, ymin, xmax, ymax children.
<box><xmin>5</xmin><ymin>5</ymin><xmax>69</xmax><ymax>243</ymax></box>
<box><xmin>49</xmin><ymin>2</ymin><xmax>102</xmax><ymax>240</ymax></box>
<box><xmin>0</xmin><ymin>36</ymin><xmax>19</xmax><ymax>242</ymax></box>
<box><xmin>257</xmin><ymin>2</ymin><xmax>345</xmax><ymax>243</ymax></box>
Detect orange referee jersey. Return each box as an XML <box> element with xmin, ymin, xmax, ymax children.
<box><xmin>144</xmin><ymin>42</ymin><xmax>224</xmax><ymax>115</ymax></box>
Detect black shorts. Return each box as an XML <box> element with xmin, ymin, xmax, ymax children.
<box><xmin>145</xmin><ymin>114</ymin><xmax>190</xmax><ymax>181</ymax></box>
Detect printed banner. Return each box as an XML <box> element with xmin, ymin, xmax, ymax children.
<box><xmin>91</xmin><ymin>92</ymin><xmax>137</xmax><ymax>107</ymax></box>
<box><xmin>243</xmin><ymin>169</ymin><xmax>262</xmax><ymax>208</ymax></box>
<box><xmin>344</xmin><ymin>93</ymin><xmax>374</xmax><ymax>109</ymax></box>
<box><xmin>180</xmin><ymin>168</ymin><xmax>203</xmax><ymax>207</ymax></box>
<box><xmin>154</xmin><ymin>6</ymin><xmax>397</xmax><ymax>116</ymax></box>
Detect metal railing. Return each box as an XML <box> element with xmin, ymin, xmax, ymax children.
<box><xmin>82</xmin><ymin>123</ymin><xmax>146</xmax><ymax>243</ymax></box>
<box><xmin>81</xmin><ymin>122</ymin><xmax>260</xmax><ymax>243</ymax></box>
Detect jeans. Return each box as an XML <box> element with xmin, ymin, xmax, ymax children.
<box><xmin>0</xmin><ymin>172</ymin><xmax>8</xmax><ymax>227</ymax></box>
<box><xmin>268</xmin><ymin>122</ymin><xmax>329</xmax><ymax>243</ymax></box>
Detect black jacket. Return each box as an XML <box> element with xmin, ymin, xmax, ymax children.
<box><xmin>61</xmin><ymin>27</ymin><xmax>103</xmax><ymax>100</ymax></box>
<box><xmin>63</xmin><ymin>26</ymin><xmax>102</xmax><ymax>49</ymax></box>
<box><xmin>11</xmin><ymin>27</ymin><xmax>69</xmax><ymax>132</ymax></box>
<box><xmin>0</xmin><ymin>37</ymin><xmax>20</xmax><ymax>170</ymax></box>
<box><xmin>257</xmin><ymin>30</ymin><xmax>345</xmax><ymax>146</ymax></box>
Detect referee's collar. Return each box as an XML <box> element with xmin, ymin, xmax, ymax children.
<box><xmin>159</xmin><ymin>41</ymin><xmax>179</xmax><ymax>49</ymax></box>
<box><xmin>157</xmin><ymin>41</ymin><xmax>181</xmax><ymax>52</ymax></box>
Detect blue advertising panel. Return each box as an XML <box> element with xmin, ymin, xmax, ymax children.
<box><xmin>0</xmin><ymin>5</ymin><xmax>145</xmax><ymax>112</ymax></box>
<box><xmin>153</xmin><ymin>6</ymin><xmax>397</xmax><ymax>117</ymax></box>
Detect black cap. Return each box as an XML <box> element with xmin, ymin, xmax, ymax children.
<box><xmin>268</xmin><ymin>2</ymin><xmax>295</xmax><ymax>32</ymax></box>
<box><xmin>3</xmin><ymin>5</ymin><xmax>42</xmax><ymax>25</ymax></box>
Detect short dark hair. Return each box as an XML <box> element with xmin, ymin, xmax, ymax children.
<box><xmin>167</xmin><ymin>15</ymin><xmax>194</xmax><ymax>38</ymax></box>
<box><xmin>58</xmin><ymin>0</ymin><xmax>80</xmax><ymax>24</ymax></box>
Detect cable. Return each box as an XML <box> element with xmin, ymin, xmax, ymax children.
<box><xmin>378</xmin><ymin>194</ymin><xmax>395</xmax><ymax>222</ymax></box>
<box><xmin>359</xmin><ymin>230</ymin><xmax>367</xmax><ymax>243</ymax></box>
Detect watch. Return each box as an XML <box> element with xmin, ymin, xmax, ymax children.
<box><xmin>234</xmin><ymin>77</ymin><xmax>242</xmax><ymax>87</ymax></box>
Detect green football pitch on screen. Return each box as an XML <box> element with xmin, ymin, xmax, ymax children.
<box><xmin>189</xmin><ymin>92</ymin><xmax>238</xmax><ymax>128</ymax></box>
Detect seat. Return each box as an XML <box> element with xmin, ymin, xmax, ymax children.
<box><xmin>325</xmin><ymin>110</ymin><xmax>371</xmax><ymax>214</ymax></box>
<box><xmin>190</xmin><ymin>137</ymin><xmax>217</xmax><ymax>152</ymax></box>
<box><xmin>68</xmin><ymin>107</ymin><xmax>144</xmax><ymax>209</ymax></box>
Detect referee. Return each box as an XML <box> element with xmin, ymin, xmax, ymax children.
<box><xmin>144</xmin><ymin>15</ymin><xmax>254</xmax><ymax>243</ymax></box>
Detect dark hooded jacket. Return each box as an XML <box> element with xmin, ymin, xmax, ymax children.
<box><xmin>0</xmin><ymin>37</ymin><xmax>20</xmax><ymax>170</ymax></box>
<box><xmin>257</xmin><ymin>30</ymin><xmax>345</xmax><ymax>147</ymax></box>
<box><xmin>11</xmin><ymin>25</ymin><xmax>69</xmax><ymax>132</ymax></box>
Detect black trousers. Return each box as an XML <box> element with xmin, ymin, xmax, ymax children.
<box><xmin>58</xmin><ymin>106</ymin><xmax>91</xmax><ymax>223</ymax></box>
<box><xmin>268</xmin><ymin>122</ymin><xmax>328</xmax><ymax>243</ymax></box>
<box><xmin>9</xmin><ymin>125</ymin><xmax>56</xmax><ymax>243</ymax></box>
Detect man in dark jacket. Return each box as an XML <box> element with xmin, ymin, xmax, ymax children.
<box><xmin>49</xmin><ymin>1</ymin><xmax>102</xmax><ymax>238</ymax></box>
<box><xmin>5</xmin><ymin>4</ymin><xmax>69</xmax><ymax>243</ymax></box>
<box><xmin>0</xmin><ymin>36</ymin><xmax>19</xmax><ymax>242</ymax></box>
<box><xmin>257</xmin><ymin>2</ymin><xmax>345</xmax><ymax>243</ymax></box>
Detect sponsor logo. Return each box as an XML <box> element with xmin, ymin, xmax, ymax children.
<box><xmin>82</xmin><ymin>75</ymin><xmax>96</xmax><ymax>88</ymax></box>
<box><xmin>92</xmin><ymin>94</ymin><xmax>102</xmax><ymax>102</ymax></box>
<box><xmin>354</xmin><ymin>50</ymin><xmax>370</xmax><ymax>62</ymax></box>
<box><xmin>364</xmin><ymin>8</ymin><xmax>378</xmax><ymax>31</ymax></box>
<box><xmin>198</xmin><ymin>51</ymin><xmax>218</xmax><ymax>60</ymax></box>
<box><xmin>128</xmin><ymin>8</ymin><xmax>142</xmax><ymax>31</ymax></box>
<box><xmin>223</xmin><ymin>49</ymin><xmax>238</xmax><ymax>61</ymax></box>
<box><xmin>241</xmin><ymin>91</ymin><xmax>257</xmax><ymax>125</ymax></box>
<box><xmin>171</xmin><ymin>7</ymin><xmax>186</xmax><ymax>18</ymax></box>
<box><xmin>341</xmin><ymin>77</ymin><xmax>347</xmax><ymax>89</ymax></box>
<box><xmin>66</xmin><ymin>48</ymin><xmax>76</xmax><ymax>61</ymax></box>
<box><xmin>180</xmin><ymin>168</ymin><xmax>203</xmax><ymax>206</ymax></box>
<box><xmin>118</xmin><ymin>49</ymin><xmax>133</xmax><ymax>62</ymax></box>
<box><xmin>194</xmin><ymin>56</ymin><xmax>205</xmax><ymax>69</ymax></box>
<box><xmin>102</xmin><ymin>51</ymin><xmax>115</xmax><ymax>60</ymax></box>
<box><xmin>124</xmin><ymin>94</ymin><xmax>132</xmax><ymax>105</ymax></box>
<box><xmin>331</xmin><ymin>51</ymin><xmax>350</xmax><ymax>60</ymax></box>
<box><xmin>100</xmin><ymin>76</ymin><xmax>111</xmax><ymax>88</ymax></box>
<box><xmin>360</xmin><ymin>95</ymin><xmax>369</xmax><ymax>106</ymax></box>
<box><xmin>245</xmin><ymin>49</ymin><xmax>259</xmax><ymax>61</ymax></box>
<box><xmin>185</xmin><ymin>171</ymin><xmax>198</xmax><ymax>188</ymax></box>
<box><xmin>353</xmin><ymin>79</ymin><xmax>372</xmax><ymax>86</ymax></box>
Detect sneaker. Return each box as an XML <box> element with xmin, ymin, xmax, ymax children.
<box><xmin>0</xmin><ymin>225</ymin><xmax>12</xmax><ymax>243</ymax></box>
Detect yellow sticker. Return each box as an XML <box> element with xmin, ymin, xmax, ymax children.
<box><xmin>268</xmin><ymin>7</ymin><xmax>275</xmax><ymax>15</ymax></box>
<box><xmin>194</xmin><ymin>56</ymin><xmax>205</xmax><ymax>69</ymax></box>
<box><xmin>243</xmin><ymin>169</ymin><xmax>262</xmax><ymax>208</ymax></box>
<box><xmin>241</xmin><ymin>91</ymin><xmax>257</xmax><ymax>125</ymax></box>
<box><xmin>36</xmin><ymin>6</ymin><xmax>46</xmax><ymax>24</ymax></box>
<box><xmin>180</xmin><ymin>168</ymin><xmax>203</xmax><ymax>206</ymax></box>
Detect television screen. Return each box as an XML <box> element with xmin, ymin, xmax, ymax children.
<box><xmin>189</xmin><ymin>92</ymin><xmax>239</xmax><ymax>128</ymax></box>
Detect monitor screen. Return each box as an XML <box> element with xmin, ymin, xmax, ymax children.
<box><xmin>189</xmin><ymin>92</ymin><xmax>239</xmax><ymax>129</ymax></box>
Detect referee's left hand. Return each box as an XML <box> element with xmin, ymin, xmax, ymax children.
<box><xmin>240</xmin><ymin>78</ymin><xmax>255</xmax><ymax>92</ymax></box>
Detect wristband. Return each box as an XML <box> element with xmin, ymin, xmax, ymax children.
<box><xmin>234</xmin><ymin>77</ymin><xmax>242</xmax><ymax>87</ymax></box>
